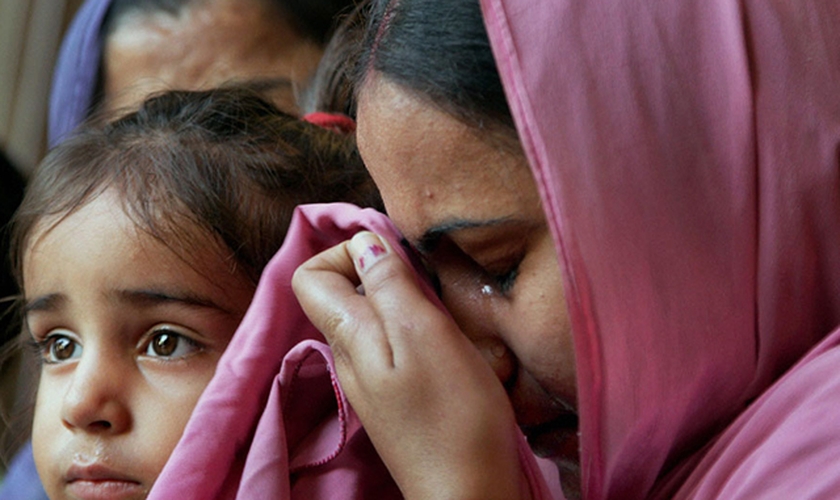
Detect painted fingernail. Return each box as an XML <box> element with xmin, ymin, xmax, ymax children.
<box><xmin>350</xmin><ymin>231</ymin><xmax>389</xmax><ymax>272</ymax></box>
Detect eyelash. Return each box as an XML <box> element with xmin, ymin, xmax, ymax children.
<box><xmin>491</xmin><ymin>264</ymin><xmax>520</xmax><ymax>295</ymax></box>
<box><xmin>417</xmin><ymin>237</ymin><xmax>523</xmax><ymax>298</ymax></box>
<box><xmin>405</xmin><ymin>239</ymin><xmax>443</xmax><ymax>298</ymax></box>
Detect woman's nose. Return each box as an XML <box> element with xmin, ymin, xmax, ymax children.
<box><xmin>61</xmin><ymin>353</ymin><xmax>131</xmax><ymax>434</ymax></box>
<box><xmin>439</xmin><ymin>278</ymin><xmax>517</xmax><ymax>387</ymax></box>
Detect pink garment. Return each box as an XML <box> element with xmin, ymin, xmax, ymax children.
<box><xmin>148</xmin><ymin>203</ymin><xmax>561</xmax><ymax>499</ymax></box>
<box><xmin>482</xmin><ymin>0</ymin><xmax>840</xmax><ymax>498</ymax></box>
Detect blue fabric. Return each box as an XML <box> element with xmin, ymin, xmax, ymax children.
<box><xmin>47</xmin><ymin>0</ymin><xmax>113</xmax><ymax>147</ymax></box>
<box><xmin>0</xmin><ymin>443</ymin><xmax>48</xmax><ymax>500</ymax></box>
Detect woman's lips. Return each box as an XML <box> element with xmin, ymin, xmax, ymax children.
<box><xmin>520</xmin><ymin>412</ymin><xmax>580</xmax><ymax>459</ymax></box>
<box><xmin>65</xmin><ymin>464</ymin><xmax>146</xmax><ymax>500</ymax></box>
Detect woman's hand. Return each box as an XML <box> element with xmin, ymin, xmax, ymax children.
<box><xmin>292</xmin><ymin>231</ymin><xmax>532</xmax><ymax>499</ymax></box>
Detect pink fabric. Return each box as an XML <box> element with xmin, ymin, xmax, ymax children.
<box><xmin>148</xmin><ymin>203</ymin><xmax>561</xmax><ymax>499</ymax></box>
<box><xmin>482</xmin><ymin>0</ymin><xmax>840</xmax><ymax>498</ymax></box>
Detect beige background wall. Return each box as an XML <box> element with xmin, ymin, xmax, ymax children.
<box><xmin>0</xmin><ymin>0</ymin><xmax>84</xmax><ymax>176</ymax></box>
<box><xmin>0</xmin><ymin>0</ymin><xmax>83</xmax><ymax>472</ymax></box>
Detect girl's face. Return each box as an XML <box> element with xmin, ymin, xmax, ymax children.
<box><xmin>356</xmin><ymin>77</ymin><xmax>580</xmax><ymax>483</ymax></box>
<box><xmin>24</xmin><ymin>191</ymin><xmax>254</xmax><ymax>500</ymax></box>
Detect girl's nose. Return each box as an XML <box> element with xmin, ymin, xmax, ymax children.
<box><xmin>60</xmin><ymin>354</ymin><xmax>131</xmax><ymax>434</ymax></box>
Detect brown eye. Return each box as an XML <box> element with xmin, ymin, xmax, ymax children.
<box><xmin>51</xmin><ymin>336</ymin><xmax>80</xmax><ymax>361</ymax></box>
<box><xmin>143</xmin><ymin>326</ymin><xmax>203</xmax><ymax>359</ymax></box>
<box><xmin>151</xmin><ymin>332</ymin><xmax>178</xmax><ymax>356</ymax></box>
<box><xmin>37</xmin><ymin>332</ymin><xmax>82</xmax><ymax>364</ymax></box>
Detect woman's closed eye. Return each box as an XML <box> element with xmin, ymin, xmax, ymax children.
<box><xmin>142</xmin><ymin>325</ymin><xmax>204</xmax><ymax>359</ymax></box>
<box><xmin>33</xmin><ymin>330</ymin><xmax>82</xmax><ymax>364</ymax></box>
<box><xmin>429</xmin><ymin>236</ymin><xmax>524</xmax><ymax>298</ymax></box>
<box><xmin>490</xmin><ymin>264</ymin><xmax>520</xmax><ymax>295</ymax></box>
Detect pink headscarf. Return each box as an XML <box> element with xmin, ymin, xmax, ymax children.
<box><xmin>482</xmin><ymin>0</ymin><xmax>840</xmax><ymax>498</ymax></box>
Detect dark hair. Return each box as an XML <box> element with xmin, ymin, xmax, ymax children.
<box><xmin>0</xmin><ymin>151</ymin><xmax>26</xmax><ymax>471</ymax></box>
<box><xmin>0</xmin><ymin>151</ymin><xmax>25</xmax><ymax>347</ymax></box>
<box><xmin>11</xmin><ymin>87</ymin><xmax>381</xmax><ymax>294</ymax></box>
<box><xmin>354</xmin><ymin>0</ymin><xmax>514</xmax><ymax>132</ymax></box>
<box><xmin>299</xmin><ymin>0</ymin><xmax>368</xmax><ymax>115</ymax></box>
<box><xmin>280</xmin><ymin>0</ymin><xmax>359</xmax><ymax>44</ymax></box>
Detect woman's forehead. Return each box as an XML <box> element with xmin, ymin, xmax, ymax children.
<box><xmin>357</xmin><ymin>78</ymin><xmax>537</xmax><ymax>244</ymax></box>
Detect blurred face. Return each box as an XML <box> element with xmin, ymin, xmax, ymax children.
<box><xmin>25</xmin><ymin>191</ymin><xmax>254</xmax><ymax>500</ymax></box>
<box><xmin>356</xmin><ymin>77</ymin><xmax>580</xmax><ymax>488</ymax></box>
<box><xmin>102</xmin><ymin>0</ymin><xmax>323</xmax><ymax>115</ymax></box>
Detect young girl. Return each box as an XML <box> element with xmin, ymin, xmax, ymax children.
<box><xmin>10</xmin><ymin>86</ymin><xmax>378</xmax><ymax>500</ymax></box>
<box><xmin>48</xmin><ymin>0</ymin><xmax>358</xmax><ymax>146</ymax></box>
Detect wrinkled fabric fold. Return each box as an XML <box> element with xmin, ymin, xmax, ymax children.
<box><xmin>149</xmin><ymin>203</ymin><xmax>561</xmax><ymax>499</ymax></box>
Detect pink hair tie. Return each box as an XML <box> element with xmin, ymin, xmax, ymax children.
<box><xmin>302</xmin><ymin>112</ymin><xmax>356</xmax><ymax>134</ymax></box>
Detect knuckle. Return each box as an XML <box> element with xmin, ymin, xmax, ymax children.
<box><xmin>290</xmin><ymin>263</ymin><xmax>315</xmax><ymax>295</ymax></box>
<box><xmin>318</xmin><ymin>307</ymin><xmax>353</xmax><ymax>344</ymax></box>
<box><xmin>361</xmin><ymin>258</ymin><xmax>404</xmax><ymax>296</ymax></box>
<box><xmin>290</xmin><ymin>266</ymin><xmax>305</xmax><ymax>291</ymax></box>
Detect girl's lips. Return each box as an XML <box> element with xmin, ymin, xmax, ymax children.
<box><xmin>66</xmin><ymin>463</ymin><xmax>138</xmax><ymax>482</ymax></box>
<box><xmin>65</xmin><ymin>464</ymin><xmax>146</xmax><ymax>500</ymax></box>
<box><xmin>66</xmin><ymin>479</ymin><xmax>148</xmax><ymax>500</ymax></box>
<box><xmin>66</xmin><ymin>480</ymin><xmax>146</xmax><ymax>500</ymax></box>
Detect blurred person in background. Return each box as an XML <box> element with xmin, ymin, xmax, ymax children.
<box><xmin>48</xmin><ymin>0</ymin><xmax>358</xmax><ymax>146</ymax></box>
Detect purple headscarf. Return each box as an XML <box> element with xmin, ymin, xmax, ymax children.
<box><xmin>47</xmin><ymin>0</ymin><xmax>113</xmax><ymax>147</ymax></box>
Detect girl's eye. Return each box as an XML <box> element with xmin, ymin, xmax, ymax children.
<box><xmin>143</xmin><ymin>326</ymin><xmax>203</xmax><ymax>359</ymax></box>
<box><xmin>36</xmin><ymin>332</ymin><xmax>83</xmax><ymax>364</ymax></box>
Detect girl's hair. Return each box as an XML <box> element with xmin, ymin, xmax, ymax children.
<box><xmin>353</xmin><ymin>0</ymin><xmax>514</xmax><ymax>132</ymax></box>
<box><xmin>11</xmin><ymin>87</ymin><xmax>381</xmax><ymax>294</ymax></box>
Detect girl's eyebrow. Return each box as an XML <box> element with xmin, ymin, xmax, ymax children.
<box><xmin>112</xmin><ymin>288</ymin><xmax>229</xmax><ymax>313</ymax></box>
<box><xmin>24</xmin><ymin>288</ymin><xmax>230</xmax><ymax>316</ymax></box>
<box><xmin>24</xmin><ymin>293</ymin><xmax>66</xmax><ymax>315</ymax></box>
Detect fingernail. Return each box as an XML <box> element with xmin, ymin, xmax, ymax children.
<box><xmin>349</xmin><ymin>231</ymin><xmax>389</xmax><ymax>272</ymax></box>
